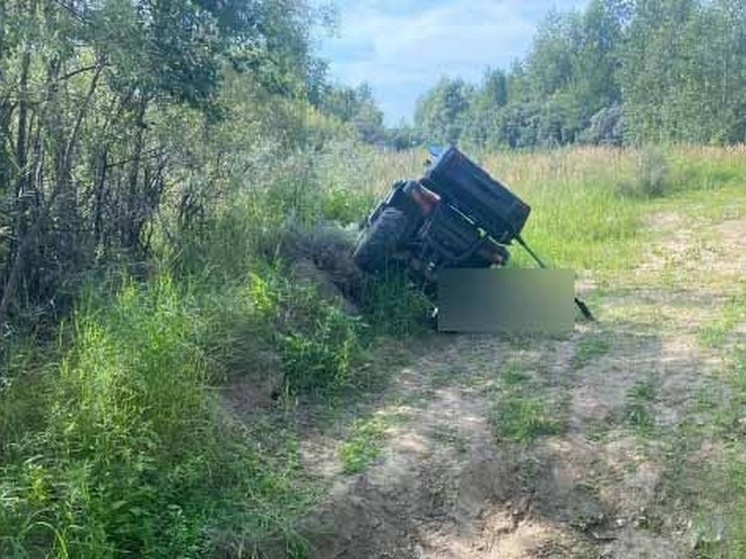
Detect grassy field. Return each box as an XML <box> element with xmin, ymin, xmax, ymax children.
<box><xmin>2</xmin><ymin>144</ymin><xmax>746</xmax><ymax>557</ymax></box>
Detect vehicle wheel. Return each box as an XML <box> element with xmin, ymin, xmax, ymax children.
<box><xmin>353</xmin><ymin>208</ymin><xmax>409</xmax><ymax>274</ymax></box>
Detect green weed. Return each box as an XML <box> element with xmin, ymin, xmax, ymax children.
<box><xmin>493</xmin><ymin>395</ymin><xmax>564</xmax><ymax>443</ymax></box>
<box><xmin>279</xmin><ymin>302</ymin><xmax>363</xmax><ymax>396</ymax></box>
<box><xmin>698</xmin><ymin>292</ymin><xmax>746</xmax><ymax>349</ymax></box>
<box><xmin>0</xmin><ymin>275</ymin><xmax>312</xmax><ymax>558</ymax></box>
<box><xmin>623</xmin><ymin>377</ymin><xmax>658</xmax><ymax>435</ymax></box>
<box><xmin>491</xmin><ymin>366</ymin><xmax>564</xmax><ymax>443</ymax></box>
<box><xmin>573</xmin><ymin>334</ymin><xmax>611</xmax><ymax>369</ymax></box>
<box><xmin>356</xmin><ymin>268</ymin><xmax>434</xmax><ymax>339</ymax></box>
<box><xmin>339</xmin><ymin>416</ymin><xmax>390</xmax><ymax>474</ymax></box>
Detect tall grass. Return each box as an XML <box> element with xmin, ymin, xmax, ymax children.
<box><xmin>0</xmin><ymin>180</ymin><xmax>372</xmax><ymax>557</ymax></box>
<box><xmin>352</xmin><ymin>144</ymin><xmax>746</xmax><ymax>274</ymax></box>
<box><xmin>0</xmin><ymin>275</ymin><xmax>312</xmax><ymax>557</ymax></box>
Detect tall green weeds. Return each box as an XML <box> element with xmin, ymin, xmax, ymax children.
<box><xmin>0</xmin><ymin>275</ymin><xmax>311</xmax><ymax>557</ymax></box>
<box><xmin>0</xmin><ymin>157</ymin><xmax>426</xmax><ymax>556</ymax></box>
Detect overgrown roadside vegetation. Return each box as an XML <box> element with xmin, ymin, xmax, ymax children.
<box><xmin>2</xmin><ymin>1</ymin><xmax>746</xmax><ymax>557</ymax></box>
<box><xmin>0</xmin><ymin>1</ymin><xmax>429</xmax><ymax>556</ymax></box>
<box><xmin>0</xmin><ymin>156</ymin><xmax>433</xmax><ymax>556</ymax></box>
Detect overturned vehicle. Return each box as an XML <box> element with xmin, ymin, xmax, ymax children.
<box><xmin>351</xmin><ymin>145</ymin><xmax>593</xmax><ymax>320</ymax></box>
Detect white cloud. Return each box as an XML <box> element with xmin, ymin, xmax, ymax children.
<box><xmin>315</xmin><ymin>0</ymin><xmax>589</xmax><ymax>124</ymax></box>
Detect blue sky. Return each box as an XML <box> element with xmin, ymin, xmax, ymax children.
<box><xmin>311</xmin><ymin>0</ymin><xmax>590</xmax><ymax>126</ymax></box>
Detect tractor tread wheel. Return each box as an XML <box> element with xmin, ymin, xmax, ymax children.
<box><xmin>353</xmin><ymin>208</ymin><xmax>409</xmax><ymax>274</ymax></box>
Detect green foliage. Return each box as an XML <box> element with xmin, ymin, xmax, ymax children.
<box><xmin>275</xmin><ymin>282</ymin><xmax>364</xmax><ymax>395</ymax></box>
<box><xmin>725</xmin><ymin>455</ymin><xmax>746</xmax><ymax>557</ymax></box>
<box><xmin>4</xmin><ymin>0</ymin><xmax>746</xmax><ymax>554</ymax></box>
<box><xmin>580</xmin><ymin>104</ymin><xmax>623</xmax><ymax>146</ymax></box>
<box><xmin>623</xmin><ymin>378</ymin><xmax>658</xmax><ymax>435</ymax></box>
<box><xmin>698</xmin><ymin>291</ymin><xmax>746</xmax><ymax>348</ymax></box>
<box><xmin>0</xmin><ymin>150</ymin><xmax>398</xmax><ymax>556</ymax></box>
<box><xmin>339</xmin><ymin>416</ymin><xmax>390</xmax><ymax>474</ymax></box>
<box><xmin>505</xmin><ymin>177</ymin><xmax>640</xmax><ymax>273</ymax></box>
<box><xmin>414</xmin><ymin>77</ymin><xmax>474</xmax><ymax>145</ymax></box>
<box><xmin>490</xmin><ymin>366</ymin><xmax>564</xmax><ymax>443</ymax></box>
<box><xmin>315</xmin><ymin>82</ymin><xmax>387</xmax><ymax>144</ymax></box>
<box><xmin>0</xmin><ymin>274</ymin><xmax>311</xmax><ymax>558</ymax></box>
<box><xmin>320</xmin><ymin>185</ymin><xmax>377</xmax><ymax>226</ymax></box>
<box><xmin>356</xmin><ymin>268</ymin><xmax>434</xmax><ymax>340</ymax></box>
<box><xmin>0</xmin><ymin>0</ymin><xmax>339</xmax><ymax>329</ymax></box>
<box><xmin>620</xmin><ymin>0</ymin><xmax>746</xmax><ymax>145</ymax></box>
<box><xmin>411</xmin><ymin>0</ymin><xmax>746</xmax><ymax>149</ymax></box>
<box><xmin>667</xmin><ymin>149</ymin><xmax>746</xmax><ymax>196</ymax></box>
<box><xmin>492</xmin><ymin>391</ymin><xmax>564</xmax><ymax>443</ymax></box>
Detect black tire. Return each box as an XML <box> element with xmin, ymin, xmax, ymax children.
<box><xmin>353</xmin><ymin>208</ymin><xmax>409</xmax><ymax>274</ymax></box>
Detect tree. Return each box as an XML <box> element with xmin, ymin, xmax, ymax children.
<box><xmin>414</xmin><ymin>77</ymin><xmax>474</xmax><ymax>145</ymax></box>
<box><xmin>316</xmin><ymin>82</ymin><xmax>386</xmax><ymax>144</ymax></box>
<box><xmin>0</xmin><ymin>0</ymin><xmax>322</xmax><ymax>325</ymax></box>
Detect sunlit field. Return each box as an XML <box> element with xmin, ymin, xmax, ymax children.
<box><xmin>346</xmin><ymin>144</ymin><xmax>746</xmax><ymax>276</ymax></box>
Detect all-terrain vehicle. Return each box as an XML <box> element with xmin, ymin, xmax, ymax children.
<box><xmin>352</xmin><ymin>146</ymin><xmax>530</xmax><ymax>295</ymax></box>
<box><xmin>352</xmin><ymin>145</ymin><xmax>594</xmax><ymax>320</ymax></box>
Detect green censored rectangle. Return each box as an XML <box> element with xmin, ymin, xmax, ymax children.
<box><xmin>437</xmin><ymin>268</ymin><xmax>576</xmax><ymax>334</ymax></box>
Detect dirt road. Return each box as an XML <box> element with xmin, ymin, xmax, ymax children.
<box><xmin>296</xmin><ymin>206</ymin><xmax>746</xmax><ymax>558</ymax></box>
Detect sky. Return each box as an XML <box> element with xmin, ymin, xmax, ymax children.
<box><xmin>311</xmin><ymin>0</ymin><xmax>590</xmax><ymax>126</ymax></box>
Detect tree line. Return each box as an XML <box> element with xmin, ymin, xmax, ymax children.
<box><xmin>321</xmin><ymin>0</ymin><xmax>746</xmax><ymax>150</ymax></box>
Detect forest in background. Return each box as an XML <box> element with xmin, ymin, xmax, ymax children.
<box><xmin>328</xmin><ymin>0</ymin><xmax>746</xmax><ymax>150</ymax></box>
